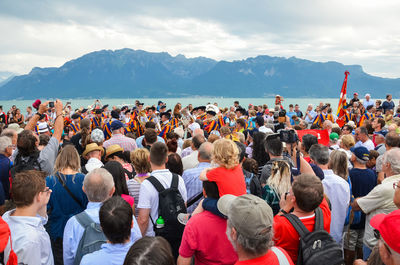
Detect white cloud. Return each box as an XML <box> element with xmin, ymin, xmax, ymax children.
<box><xmin>0</xmin><ymin>0</ymin><xmax>399</xmax><ymax>77</ymax></box>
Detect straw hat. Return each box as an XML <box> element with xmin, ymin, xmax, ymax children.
<box><xmin>82</xmin><ymin>143</ymin><xmax>104</xmax><ymax>157</ymax></box>
<box><xmin>105</xmin><ymin>144</ymin><xmax>124</xmax><ymax>158</ymax></box>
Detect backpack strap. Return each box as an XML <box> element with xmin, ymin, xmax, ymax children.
<box><xmin>314</xmin><ymin>207</ymin><xmax>324</xmax><ymax>231</ymax></box>
<box><xmin>283</xmin><ymin>213</ymin><xmax>310</xmax><ymax>238</ymax></box>
<box><xmin>187</xmin><ymin>192</ymin><xmax>203</xmax><ymax>208</ymax></box>
<box><xmin>75</xmin><ymin>211</ymin><xmax>93</xmax><ymax>228</ymax></box>
<box><xmin>147</xmin><ymin>176</ymin><xmax>165</xmax><ymax>193</ymax></box>
<box><xmin>271</xmin><ymin>247</ymin><xmax>291</xmax><ymax>265</ymax></box>
<box><xmin>55</xmin><ymin>172</ymin><xmax>84</xmax><ymax>209</ymax></box>
<box><xmin>170</xmin><ymin>173</ymin><xmax>179</xmax><ymax>190</ymax></box>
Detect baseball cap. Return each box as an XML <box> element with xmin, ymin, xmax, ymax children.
<box><xmin>91</xmin><ymin>128</ymin><xmax>105</xmax><ymax>143</ymax></box>
<box><xmin>110</xmin><ymin>120</ymin><xmax>124</xmax><ymax>131</ymax></box>
<box><xmin>350</xmin><ymin>146</ymin><xmax>369</xmax><ymax>161</ymax></box>
<box><xmin>370</xmin><ymin>209</ymin><xmax>400</xmax><ymax>254</ymax></box>
<box><xmin>217</xmin><ymin>194</ymin><xmax>273</xmax><ymax>239</ymax></box>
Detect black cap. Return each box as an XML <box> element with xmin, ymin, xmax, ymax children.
<box><xmin>206</xmin><ymin>110</ymin><xmax>216</xmax><ymax>116</ymax></box>
<box><xmin>71</xmin><ymin>113</ymin><xmax>80</xmax><ymax>119</ymax></box>
<box><xmin>320</xmin><ymin>105</ymin><xmax>328</xmax><ymax>111</ymax></box>
<box><xmin>148</xmin><ymin>106</ymin><xmax>156</xmax><ymax>111</ymax></box>
<box><xmin>198</xmin><ymin>106</ymin><xmax>206</xmax><ymax>111</ymax></box>
<box><xmin>101</xmin><ymin>104</ymin><xmax>109</xmax><ymax>110</ymax></box>
<box><xmin>81</xmin><ymin>108</ymin><xmax>88</xmax><ymax>114</ymax></box>
<box><xmin>160</xmin><ymin>112</ymin><xmax>171</xmax><ymax>119</ymax></box>
<box><xmin>160</xmin><ymin>105</ymin><xmax>167</xmax><ymax>110</ymax></box>
<box><xmin>367</xmin><ymin>105</ymin><xmax>374</xmax><ymax>110</ymax></box>
<box><xmin>95</xmin><ymin>109</ymin><xmax>103</xmax><ymax>114</ymax></box>
<box><xmin>111</xmin><ymin>110</ymin><xmax>119</xmax><ymax>119</ymax></box>
<box><xmin>138</xmin><ymin>102</ymin><xmax>144</xmax><ymax>106</ymax></box>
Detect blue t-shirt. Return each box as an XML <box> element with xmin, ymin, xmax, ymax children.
<box><xmin>287</xmin><ymin>111</ymin><xmax>297</xmax><ymax>125</ymax></box>
<box><xmin>349</xmin><ymin>168</ymin><xmax>377</xmax><ymax>229</ymax></box>
<box><xmin>46</xmin><ymin>172</ymin><xmax>88</xmax><ymax>239</ymax></box>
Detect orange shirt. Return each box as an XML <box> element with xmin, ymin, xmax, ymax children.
<box><xmin>206</xmin><ymin>165</ymin><xmax>246</xmax><ymax>196</ymax></box>
<box><xmin>273</xmin><ymin>198</ymin><xmax>331</xmax><ymax>264</ymax></box>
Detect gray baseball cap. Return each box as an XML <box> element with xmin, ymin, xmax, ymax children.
<box><xmin>217</xmin><ymin>194</ymin><xmax>273</xmax><ymax>239</ymax></box>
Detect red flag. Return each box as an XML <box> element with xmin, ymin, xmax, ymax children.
<box><xmin>336</xmin><ymin>71</ymin><xmax>350</xmax><ymax>127</ymax></box>
<box><xmin>297</xmin><ymin>129</ymin><xmax>330</xmax><ymax>146</ymax></box>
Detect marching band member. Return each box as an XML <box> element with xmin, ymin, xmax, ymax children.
<box><xmin>359</xmin><ymin>105</ymin><xmax>375</xmax><ymax>127</ymax></box>
<box><xmin>204</xmin><ymin>105</ymin><xmax>224</xmax><ymax>134</ymax></box>
<box><xmin>91</xmin><ymin>109</ymin><xmax>104</xmax><ymax>130</ymax></box>
<box><xmin>159</xmin><ymin>112</ymin><xmax>172</xmax><ymax>139</ymax></box>
<box><xmin>69</xmin><ymin>113</ymin><xmax>81</xmax><ymax>135</ymax></box>
<box><xmin>312</xmin><ymin>105</ymin><xmax>334</xmax><ymax>128</ymax></box>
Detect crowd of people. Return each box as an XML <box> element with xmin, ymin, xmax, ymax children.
<box><xmin>0</xmin><ymin>93</ymin><xmax>399</xmax><ymax>265</ymax></box>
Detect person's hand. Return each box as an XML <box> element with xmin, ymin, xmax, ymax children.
<box><xmin>38</xmin><ymin>101</ymin><xmax>49</xmax><ymax>115</ymax></box>
<box><xmin>279</xmin><ymin>190</ymin><xmax>295</xmax><ymax>212</ymax></box>
<box><xmin>55</xmin><ymin>99</ymin><xmax>63</xmax><ymax>115</ymax></box>
<box><xmin>353</xmin><ymin>259</ymin><xmax>367</xmax><ymax>265</ymax></box>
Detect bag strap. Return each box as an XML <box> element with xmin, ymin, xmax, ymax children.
<box><xmin>271</xmin><ymin>247</ymin><xmax>290</xmax><ymax>265</ymax></box>
<box><xmin>314</xmin><ymin>207</ymin><xmax>324</xmax><ymax>231</ymax></box>
<box><xmin>56</xmin><ymin>172</ymin><xmax>84</xmax><ymax>209</ymax></box>
<box><xmin>283</xmin><ymin>213</ymin><xmax>310</xmax><ymax>238</ymax></box>
<box><xmin>187</xmin><ymin>192</ymin><xmax>203</xmax><ymax>208</ymax></box>
<box><xmin>147</xmin><ymin>176</ymin><xmax>165</xmax><ymax>193</ymax></box>
<box><xmin>171</xmin><ymin>173</ymin><xmax>179</xmax><ymax>189</ymax></box>
<box><xmin>75</xmin><ymin>211</ymin><xmax>94</xmax><ymax>228</ymax></box>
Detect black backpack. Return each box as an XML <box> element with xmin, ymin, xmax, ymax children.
<box><xmin>10</xmin><ymin>151</ymin><xmax>42</xmax><ymax>178</ymax></box>
<box><xmin>147</xmin><ymin>173</ymin><xmax>187</xmax><ymax>258</ymax></box>
<box><xmin>284</xmin><ymin>207</ymin><xmax>344</xmax><ymax>265</ymax></box>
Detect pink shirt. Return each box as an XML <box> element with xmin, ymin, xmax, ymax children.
<box><xmin>121</xmin><ymin>194</ymin><xmax>135</xmax><ymax>208</ymax></box>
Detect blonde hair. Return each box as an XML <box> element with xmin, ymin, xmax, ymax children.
<box><xmin>212</xmin><ymin>139</ymin><xmax>239</xmax><ymax>169</ymax></box>
<box><xmin>54</xmin><ymin>145</ymin><xmax>81</xmax><ymax>174</ymax></box>
<box><xmin>130</xmin><ymin>148</ymin><xmax>151</xmax><ymax>174</ymax></box>
<box><xmin>329</xmin><ymin>150</ymin><xmax>349</xmax><ymax>180</ymax></box>
<box><xmin>341</xmin><ymin>134</ymin><xmax>355</xmax><ymax>149</ymax></box>
<box><xmin>266</xmin><ymin>160</ymin><xmax>291</xmax><ymax>198</ymax></box>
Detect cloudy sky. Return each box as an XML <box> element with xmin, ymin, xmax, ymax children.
<box><xmin>1</xmin><ymin>0</ymin><xmax>400</xmax><ymax>78</ymax></box>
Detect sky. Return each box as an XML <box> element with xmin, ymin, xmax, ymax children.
<box><xmin>1</xmin><ymin>0</ymin><xmax>400</xmax><ymax>78</ymax></box>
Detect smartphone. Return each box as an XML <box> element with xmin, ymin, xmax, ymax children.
<box><xmin>49</xmin><ymin>102</ymin><xmax>55</xmax><ymax>108</ymax></box>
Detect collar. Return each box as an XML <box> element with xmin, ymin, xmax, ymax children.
<box><xmin>101</xmin><ymin>242</ymin><xmax>133</xmax><ymax>252</ymax></box>
<box><xmin>322</xmin><ymin>169</ymin><xmax>334</xmax><ymax>176</ymax></box>
<box><xmin>197</xmin><ymin>162</ymin><xmax>211</xmax><ymax>167</ymax></box>
<box><xmin>87</xmin><ymin>202</ymin><xmax>103</xmax><ymax>209</ymax></box>
<box><xmin>151</xmin><ymin>169</ymin><xmax>170</xmax><ymax>174</ymax></box>
<box><xmin>3</xmin><ymin>210</ymin><xmax>44</xmax><ymax>227</ymax></box>
<box><xmin>382</xmin><ymin>174</ymin><xmax>400</xmax><ymax>184</ymax></box>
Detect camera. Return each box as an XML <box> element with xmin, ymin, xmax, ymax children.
<box><xmin>279</xmin><ymin>130</ymin><xmax>299</xmax><ymax>144</ymax></box>
<box><xmin>49</xmin><ymin>101</ymin><xmax>54</xmax><ymax>108</ymax></box>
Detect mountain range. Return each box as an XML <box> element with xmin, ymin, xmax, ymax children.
<box><xmin>1</xmin><ymin>48</ymin><xmax>399</xmax><ymax>99</ymax></box>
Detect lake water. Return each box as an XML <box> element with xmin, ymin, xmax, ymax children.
<box><xmin>0</xmin><ymin>97</ymin><xmax>392</xmax><ymax>114</ymax></box>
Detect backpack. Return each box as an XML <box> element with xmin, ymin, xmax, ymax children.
<box><xmin>284</xmin><ymin>208</ymin><xmax>344</xmax><ymax>265</ymax></box>
<box><xmin>244</xmin><ymin>170</ymin><xmax>262</xmax><ymax>198</ymax></box>
<box><xmin>73</xmin><ymin>211</ymin><xmax>107</xmax><ymax>265</ymax></box>
<box><xmin>147</xmin><ymin>173</ymin><xmax>187</xmax><ymax>257</ymax></box>
<box><xmin>10</xmin><ymin>151</ymin><xmax>42</xmax><ymax>178</ymax></box>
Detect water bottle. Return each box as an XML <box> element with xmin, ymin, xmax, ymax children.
<box><xmin>156</xmin><ymin>216</ymin><xmax>165</xmax><ymax>229</ymax></box>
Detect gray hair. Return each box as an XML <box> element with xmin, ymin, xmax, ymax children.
<box><xmin>309</xmin><ymin>144</ymin><xmax>330</xmax><ymax>165</ymax></box>
<box><xmin>355</xmin><ymin>157</ymin><xmax>368</xmax><ymax>165</ymax></box>
<box><xmin>83</xmin><ymin>168</ymin><xmax>115</xmax><ymax>202</ymax></box>
<box><xmin>227</xmin><ymin>220</ymin><xmax>273</xmax><ymax>256</ymax></box>
<box><xmin>383</xmin><ymin>148</ymin><xmax>400</xmax><ymax>174</ymax></box>
<box><xmin>0</xmin><ymin>136</ymin><xmax>11</xmax><ymax>154</ymax></box>
<box><xmin>198</xmin><ymin>142</ymin><xmax>213</xmax><ymax>161</ymax></box>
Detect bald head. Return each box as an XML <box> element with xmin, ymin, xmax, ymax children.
<box><xmin>193</xmin><ymin>128</ymin><xmax>204</xmax><ymax>137</ymax></box>
<box><xmin>83</xmin><ymin>168</ymin><xmax>114</xmax><ymax>202</ymax></box>
<box><xmin>198</xmin><ymin>142</ymin><xmax>213</xmax><ymax>162</ymax></box>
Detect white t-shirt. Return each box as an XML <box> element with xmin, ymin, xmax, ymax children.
<box><xmin>137</xmin><ymin>169</ymin><xmax>187</xmax><ymax>236</ymax></box>
<box><xmin>355</xmin><ymin>139</ymin><xmax>375</xmax><ymax>151</ymax></box>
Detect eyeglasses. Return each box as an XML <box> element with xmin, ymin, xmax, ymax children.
<box><xmin>393</xmin><ymin>182</ymin><xmax>400</xmax><ymax>189</ymax></box>
<box><xmin>42</xmin><ymin>187</ymin><xmax>52</xmax><ymax>194</ymax></box>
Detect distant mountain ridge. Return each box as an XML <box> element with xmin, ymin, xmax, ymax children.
<box><xmin>1</xmin><ymin>48</ymin><xmax>399</xmax><ymax>99</ymax></box>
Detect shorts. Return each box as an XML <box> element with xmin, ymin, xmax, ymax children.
<box><xmin>343</xmin><ymin>229</ymin><xmax>364</xmax><ymax>251</ymax></box>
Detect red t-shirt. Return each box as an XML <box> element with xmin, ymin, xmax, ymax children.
<box><xmin>179</xmin><ymin>210</ymin><xmax>238</xmax><ymax>265</ymax></box>
<box><xmin>206</xmin><ymin>165</ymin><xmax>246</xmax><ymax>196</ymax></box>
<box><xmin>273</xmin><ymin>198</ymin><xmax>331</xmax><ymax>264</ymax></box>
<box><xmin>235</xmin><ymin>247</ymin><xmax>294</xmax><ymax>265</ymax></box>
